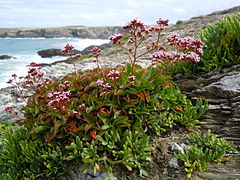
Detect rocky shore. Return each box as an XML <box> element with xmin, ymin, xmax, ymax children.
<box><xmin>0</xmin><ymin>5</ymin><xmax>240</xmax><ymax>180</ymax></box>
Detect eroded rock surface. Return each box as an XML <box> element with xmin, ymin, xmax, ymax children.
<box><xmin>175</xmin><ymin>64</ymin><xmax>240</xmax><ymax>145</ymax></box>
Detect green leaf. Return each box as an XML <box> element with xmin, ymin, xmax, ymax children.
<box><xmin>140</xmin><ymin>169</ymin><xmax>148</xmax><ymax>176</ymax></box>
<box><xmin>126</xmin><ymin>63</ymin><xmax>132</xmax><ymax>74</ymax></box>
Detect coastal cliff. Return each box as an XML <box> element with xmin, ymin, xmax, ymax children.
<box><xmin>0</xmin><ymin>26</ymin><xmax>125</xmax><ymax>39</ymax></box>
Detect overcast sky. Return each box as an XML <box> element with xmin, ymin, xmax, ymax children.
<box><xmin>0</xmin><ymin>0</ymin><xmax>239</xmax><ymax>28</ymax></box>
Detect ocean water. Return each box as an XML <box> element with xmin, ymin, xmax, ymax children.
<box><xmin>0</xmin><ymin>38</ymin><xmax>109</xmax><ymax>88</ymax></box>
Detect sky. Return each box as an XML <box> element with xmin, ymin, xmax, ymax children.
<box><xmin>0</xmin><ymin>0</ymin><xmax>239</xmax><ymax>28</ymax></box>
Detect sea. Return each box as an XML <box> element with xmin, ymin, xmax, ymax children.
<box><xmin>0</xmin><ymin>38</ymin><xmax>109</xmax><ymax>89</ymax></box>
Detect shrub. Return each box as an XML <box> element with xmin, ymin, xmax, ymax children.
<box><xmin>198</xmin><ymin>14</ymin><xmax>240</xmax><ymax>72</ymax></box>
<box><xmin>3</xmin><ymin>18</ymin><xmax>207</xmax><ymax>178</ymax></box>
<box><xmin>0</xmin><ymin>122</ymin><xmax>69</xmax><ymax>179</ymax></box>
<box><xmin>176</xmin><ymin>20</ymin><xmax>183</xmax><ymax>25</ymax></box>
<box><xmin>175</xmin><ymin>130</ymin><xmax>237</xmax><ymax>177</ymax></box>
<box><xmin>171</xmin><ymin>14</ymin><xmax>240</xmax><ymax>75</ymax></box>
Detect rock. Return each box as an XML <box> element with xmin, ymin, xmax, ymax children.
<box><xmin>170</xmin><ymin>143</ymin><xmax>189</xmax><ymax>153</ymax></box>
<box><xmin>37</xmin><ymin>48</ymin><xmax>81</xmax><ymax>58</ymax></box>
<box><xmin>0</xmin><ymin>88</ymin><xmax>25</xmax><ymax>122</ymax></box>
<box><xmin>58</xmin><ymin>166</ymin><xmax>117</xmax><ymax>180</ymax></box>
<box><xmin>0</xmin><ymin>55</ymin><xmax>15</xmax><ymax>60</ymax></box>
<box><xmin>174</xmin><ymin>64</ymin><xmax>240</xmax><ymax>145</ymax></box>
<box><xmin>80</xmin><ymin>43</ymin><xmax>113</xmax><ymax>55</ymax></box>
<box><xmin>37</xmin><ymin>49</ymin><xmax>66</xmax><ymax>58</ymax></box>
<box><xmin>169</xmin><ymin>157</ymin><xmax>180</xmax><ymax>170</ymax></box>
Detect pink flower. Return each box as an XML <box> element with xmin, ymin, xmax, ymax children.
<box><xmin>72</xmin><ymin>110</ymin><xmax>79</xmax><ymax>115</ymax></box>
<box><xmin>109</xmin><ymin>34</ymin><xmax>123</xmax><ymax>45</ymax></box>
<box><xmin>107</xmin><ymin>70</ymin><xmax>120</xmax><ymax>81</ymax></box>
<box><xmin>61</xmin><ymin>44</ymin><xmax>74</xmax><ymax>56</ymax></box>
<box><xmin>6</xmin><ymin>79</ymin><xmax>13</xmax><ymax>84</ymax></box>
<box><xmin>45</xmin><ymin>78</ymin><xmax>52</xmax><ymax>82</ymax></box>
<box><xmin>47</xmin><ymin>91</ymin><xmax>71</xmax><ymax>107</ymax></box>
<box><xmin>91</xmin><ymin>47</ymin><xmax>101</xmax><ymax>58</ymax></box>
<box><xmin>35</xmin><ymin>83</ymin><xmax>42</xmax><ymax>88</ymax></box>
<box><xmin>75</xmin><ymin>54</ymin><xmax>82</xmax><ymax>59</ymax></box>
<box><xmin>166</xmin><ymin>33</ymin><xmax>204</xmax><ymax>55</ymax></box>
<box><xmin>64</xmin><ymin>81</ymin><xmax>71</xmax><ymax>87</ymax></box>
<box><xmin>79</xmin><ymin>104</ymin><xmax>85</xmax><ymax>108</ymax></box>
<box><xmin>58</xmin><ymin>84</ymin><xmax>66</xmax><ymax>89</ymax></box>
<box><xmin>185</xmin><ymin>52</ymin><xmax>200</xmax><ymax>62</ymax></box>
<box><xmin>30</xmin><ymin>62</ymin><xmax>39</xmax><ymax>67</ymax></box>
<box><xmin>96</xmin><ymin>80</ymin><xmax>104</xmax><ymax>87</ymax></box>
<box><xmin>103</xmin><ymin>83</ymin><xmax>111</xmax><ymax>90</ymax></box>
<box><xmin>37</xmin><ymin>72</ymin><xmax>44</xmax><ymax>78</ymax></box>
<box><xmin>129</xmin><ymin>75</ymin><xmax>136</xmax><ymax>85</ymax></box>
<box><xmin>4</xmin><ymin>106</ymin><xmax>15</xmax><ymax>113</ymax></box>
<box><xmin>123</xmin><ymin>19</ymin><xmax>144</xmax><ymax>30</ymax></box>
<box><xmin>156</xmin><ymin>18</ymin><xmax>169</xmax><ymax>26</ymax></box>
<box><xmin>47</xmin><ymin>93</ymin><xmax>53</xmax><ymax>98</ymax></box>
<box><xmin>153</xmin><ymin>51</ymin><xmax>165</xmax><ymax>59</ymax></box>
<box><xmin>28</xmin><ymin>68</ymin><xmax>36</xmax><ymax>74</ymax></box>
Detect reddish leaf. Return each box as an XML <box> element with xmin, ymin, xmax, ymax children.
<box><xmin>99</xmin><ymin>107</ymin><xmax>108</xmax><ymax>114</ymax></box>
<box><xmin>69</xmin><ymin>121</ymin><xmax>79</xmax><ymax>132</ymax></box>
<box><xmin>46</xmin><ymin>133</ymin><xmax>57</xmax><ymax>142</ymax></box>
<box><xmin>175</xmin><ymin>105</ymin><xmax>183</xmax><ymax>112</ymax></box>
<box><xmin>164</xmin><ymin>82</ymin><xmax>172</xmax><ymax>86</ymax></box>
<box><xmin>123</xmin><ymin>97</ymin><xmax>130</xmax><ymax>102</ymax></box>
<box><xmin>63</xmin><ymin>114</ymin><xmax>72</xmax><ymax>117</ymax></box>
<box><xmin>76</xmin><ymin>115</ymin><xmax>90</xmax><ymax>123</ymax></box>
<box><xmin>90</xmin><ymin>129</ymin><xmax>97</xmax><ymax>140</ymax></box>
<box><xmin>135</xmin><ymin>91</ymin><xmax>145</xmax><ymax>100</ymax></box>
<box><xmin>135</xmin><ymin>91</ymin><xmax>149</xmax><ymax>102</ymax></box>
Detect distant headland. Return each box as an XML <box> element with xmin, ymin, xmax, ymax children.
<box><xmin>0</xmin><ymin>26</ymin><xmax>126</xmax><ymax>39</ymax></box>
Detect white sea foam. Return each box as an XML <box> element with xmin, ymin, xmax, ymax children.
<box><xmin>0</xmin><ymin>38</ymin><xmax>109</xmax><ymax>89</ymax></box>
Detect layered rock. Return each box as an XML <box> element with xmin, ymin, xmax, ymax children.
<box><xmin>174</xmin><ymin>65</ymin><xmax>240</xmax><ymax>145</ymax></box>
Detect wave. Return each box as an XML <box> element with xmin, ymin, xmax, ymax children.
<box><xmin>0</xmin><ymin>37</ymin><xmax>109</xmax><ymax>40</ymax></box>
<box><xmin>0</xmin><ymin>38</ymin><xmax>109</xmax><ymax>89</ymax></box>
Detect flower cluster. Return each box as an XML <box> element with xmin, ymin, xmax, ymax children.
<box><xmin>61</xmin><ymin>44</ymin><xmax>82</xmax><ymax>74</ymax></box>
<box><xmin>151</xmin><ymin>32</ymin><xmax>204</xmax><ymax>66</ymax></box>
<box><xmin>96</xmin><ymin>80</ymin><xmax>111</xmax><ymax>90</ymax></box>
<box><xmin>7</xmin><ymin>62</ymin><xmax>52</xmax><ymax>100</ymax></box>
<box><xmin>96</xmin><ymin>80</ymin><xmax>104</xmax><ymax>86</ymax></box>
<box><xmin>107</xmin><ymin>70</ymin><xmax>120</xmax><ymax>81</ymax></box>
<box><xmin>109</xmin><ymin>18</ymin><xmax>169</xmax><ymax>66</ymax></box>
<box><xmin>4</xmin><ymin>106</ymin><xmax>15</xmax><ymax>113</ymax></box>
<box><xmin>152</xmin><ymin>50</ymin><xmax>200</xmax><ymax>63</ymax></box>
<box><xmin>61</xmin><ymin>44</ymin><xmax>74</xmax><ymax>56</ymax></box>
<box><xmin>91</xmin><ymin>47</ymin><xmax>101</xmax><ymax>58</ymax></box>
<box><xmin>123</xmin><ymin>18</ymin><xmax>145</xmax><ymax>30</ymax></box>
<box><xmin>47</xmin><ymin>91</ymin><xmax>71</xmax><ymax>107</ymax></box>
<box><xmin>166</xmin><ymin>33</ymin><xmax>204</xmax><ymax>55</ymax></box>
<box><xmin>90</xmin><ymin>47</ymin><xmax>101</xmax><ymax>69</ymax></box>
<box><xmin>156</xmin><ymin>18</ymin><xmax>169</xmax><ymax>26</ymax></box>
<box><xmin>58</xmin><ymin>81</ymin><xmax>71</xmax><ymax>90</ymax></box>
<box><xmin>109</xmin><ymin>34</ymin><xmax>123</xmax><ymax>45</ymax></box>
<box><xmin>129</xmin><ymin>75</ymin><xmax>136</xmax><ymax>85</ymax></box>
